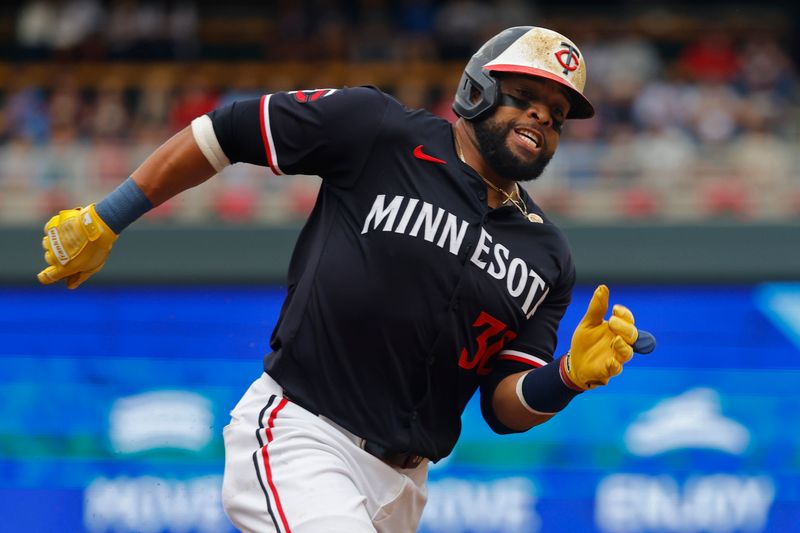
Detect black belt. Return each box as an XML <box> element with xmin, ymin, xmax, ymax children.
<box><xmin>362</xmin><ymin>441</ymin><xmax>425</xmax><ymax>469</ymax></box>
<box><xmin>283</xmin><ymin>392</ymin><xmax>425</xmax><ymax>469</ymax></box>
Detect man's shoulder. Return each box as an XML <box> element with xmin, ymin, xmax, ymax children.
<box><xmin>308</xmin><ymin>85</ymin><xmax>434</xmax><ymax>127</ymax></box>
<box><xmin>331</xmin><ymin>85</ymin><xmax>396</xmax><ymax>108</ymax></box>
<box><xmin>363</xmin><ymin>87</ymin><xmax>451</xmax><ymax>139</ymax></box>
<box><xmin>277</xmin><ymin>85</ymin><xmax>391</xmax><ymax>114</ymax></box>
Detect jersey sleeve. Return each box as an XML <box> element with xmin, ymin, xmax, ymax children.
<box><xmin>481</xmin><ymin>253</ymin><xmax>576</xmax><ymax>386</ymax></box>
<box><xmin>496</xmin><ymin>262</ymin><xmax>575</xmax><ymax>372</ymax></box>
<box><xmin>197</xmin><ymin>86</ymin><xmax>390</xmax><ymax>186</ymax></box>
<box><xmin>478</xmin><ymin>258</ymin><xmax>576</xmax><ymax>434</ymax></box>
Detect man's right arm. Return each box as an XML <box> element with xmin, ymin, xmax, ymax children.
<box><xmin>131</xmin><ymin>125</ymin><xmax>218</xmax><ymax>207</ymax></box>
<box><xmin>37</xmin><ymin>125</ymin><xmax>218</xmax><ymax>289</ymax></box>
<box><xmin>38</xmin><ymin>87</ymin><xmax>388</xmax><ymax>288</ymax></box>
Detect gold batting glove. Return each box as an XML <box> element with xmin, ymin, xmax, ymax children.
<box><xmin>562</xmin><ymin>284</ymin><xmax>639</xmax><ymax>390</ymax></box>
<box><xmin>37</xmin><ymin>204</ymin><xmax>118</xmax><ymax>289</ymax></box>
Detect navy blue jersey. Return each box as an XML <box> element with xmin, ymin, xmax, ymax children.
<box><xmin>206</xmin><ymin>86</ymin><xmax>575</xmax><ymax>461</ymax></box>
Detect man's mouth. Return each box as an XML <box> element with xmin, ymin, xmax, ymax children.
<box><xmin>513</xmin><ymin>127</ymin><xmax>543</xmax><ymax>152</ymax></box>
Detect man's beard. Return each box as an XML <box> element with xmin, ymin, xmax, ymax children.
<box><xmin>472</xmin><ymin>117</ymin><xmax>553</xmax><ymax>182</ymax></box>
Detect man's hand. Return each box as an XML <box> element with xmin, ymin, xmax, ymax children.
<box><xmin>37</xmin><ymin>204</ymin><xmax>118</xmax><ymax>289</ymax></box>
<box><xmin>563</xmin><ymin>284</ymin><xmax>638</xmax><ymax>390</ymax></box>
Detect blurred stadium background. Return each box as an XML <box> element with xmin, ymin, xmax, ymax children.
<box><xmin>1</xmin><ymin>1</ymin><xmax>799</xmax><ymax>532</ymax></box>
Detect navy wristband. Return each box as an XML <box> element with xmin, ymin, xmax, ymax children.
<box><xmin>517</xmin><ymin>356</ymin><xmax>582</xmax><ymax>414</ymax></box>
<box><xmin>95</xmin><ymin>178</ymin><xmax>153</xmax><ymax>234</ymax></box>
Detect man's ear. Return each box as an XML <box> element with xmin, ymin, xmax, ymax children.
<box><xmin>469</xmin><ymin>86</ymin><xmax>482</xmax><ymax>104</ymax></box>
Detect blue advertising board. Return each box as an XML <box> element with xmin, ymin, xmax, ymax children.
<box><xmin>1</xmin><ymin>284</ymin><xmax>798</xmax><ymax>532</ymax></box>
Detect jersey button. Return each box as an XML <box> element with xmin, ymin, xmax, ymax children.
<box><xmin>426</xmin><ymin>356</ymin><xmax>435</xmax><ymax>366</ymax></box>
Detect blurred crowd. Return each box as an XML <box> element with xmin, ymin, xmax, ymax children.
<box><xmin>1</xmin><ymin>0</ymin><xmax>799</xmax><ymax>224</ymax></box>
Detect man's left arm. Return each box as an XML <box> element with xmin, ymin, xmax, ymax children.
<box><xmin>489</xmin><ymin>284</ymin><xmax>643</xmax><ymax>432</ymax></box>
<box><xmin>491</xmin><ymin>370</ymin><xmax>557</xmax><ymax>431</ymax></box>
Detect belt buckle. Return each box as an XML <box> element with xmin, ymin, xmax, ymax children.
<box><xmin>364</xmin><ymin>441</ymin><xmax>423</xmax><ymax>469</ymax></box>
<box><xmin>401</xmin><ymin>454</ymin><xmax>424</xmax><ymax>469</ymax></box>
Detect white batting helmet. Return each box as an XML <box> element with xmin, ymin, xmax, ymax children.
<box><xmin>453</xmin><ymin>26</ymin><xmax>594</xmax><ymax>120</ymax></box>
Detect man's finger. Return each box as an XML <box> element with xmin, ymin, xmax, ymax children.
<box><xmin>66</xmin><ymin>264</ymin><xmax>97</xmax><ymax>289</ymax></box>
<box><xmin>581</xmin><ymin>284</ymin><xmax>609</xmax><ymax>326</ymax></box>
<box><xmin>43</xmin><ymin>214</ymin><xmax>60</xmax><ymax>232</ymax></box>
<box><xmin>609</xmin><ymin>315</ymin><xmax>637</xmax><ymax>345</ymax></box>
<box><xmin>37</xmin><ymin>265</ymin><xmax>61</xmax><ymax>284</ymax></box>
<box><xmin>612</xmin><ymin>335</ymin><xmax>633</xmax><ymax>363</ymax></box>
<box><xmin>612</xmin><ymin>304</ymin><xmax>634</xmax><ymax>324</ymax></box>
<box><xmin>66</xmin><ymin>272</ymin><xmax>90</xmax><ymax>290</ymax></box>
<box><xmin>605</xmin><ymin>357</ymin><xmax>622</xmax><ymax>377</ymax></box>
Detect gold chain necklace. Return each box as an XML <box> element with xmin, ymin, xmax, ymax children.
<box><xmin>456</xmin><ymin>138</ymin><xmax>541</xmax><ymax>223</ymax></box>
<box><xmin>481</xmin><ymin>176</ymin><xmax>528</xmax><ymax>214</ymax></box>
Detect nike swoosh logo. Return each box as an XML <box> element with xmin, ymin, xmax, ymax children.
<box><xmin>413</xmin><ymin>145</ymin><xmax>446</xmax><ymax>165</ymax></box>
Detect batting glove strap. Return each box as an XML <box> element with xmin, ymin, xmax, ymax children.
<box><xmin>560</xmin><ymin>352</ymin><xmax>588</xmax><ymax>391</ymax></box>
<box><xmin>517</xmin><ymin>356</ymin><xmax>583</xmax><ymax>415</ymax></box>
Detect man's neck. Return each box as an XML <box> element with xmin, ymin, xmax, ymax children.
<box><xmin>453</xmin><ymin>120</ymin><xmax>518</xmax><ymax>206</ymax></box>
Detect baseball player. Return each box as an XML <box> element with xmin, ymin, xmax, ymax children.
<box><xmin>38</xmin><ymin>27</ymin><xmax>654</xmax><ymax>532</ymax></box>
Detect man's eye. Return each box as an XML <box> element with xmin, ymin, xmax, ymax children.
<box><xmin>553</xmin><ymin>119</ymin><xmax>564</xmax><ymax>133</ymax></box>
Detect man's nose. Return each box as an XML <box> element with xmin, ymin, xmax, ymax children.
<box><xmin>526</xmin><ymin>102</ymin><xmax>552</xmax><ymax>126</ymax></box>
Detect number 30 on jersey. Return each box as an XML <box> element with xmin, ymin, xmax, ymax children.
<box><xmin>459</xmin><ymin>311</ymin><xmax>517</xmax><ymax>376</ymax></box>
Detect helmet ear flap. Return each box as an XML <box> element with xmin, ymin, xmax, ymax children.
<box><xmin>452</xmin><ymin>26</ymin><xmax>533</xmax><ymax>121</ymax></box>
<box><xmin>454</xmin><ymin>69</ymin><xmax>499</xmax><ymax>121</ymax></box>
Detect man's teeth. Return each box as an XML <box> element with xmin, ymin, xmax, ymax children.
<box><xmin>516</xmin><ymin>130</ymin><xmax>539</xmax><ymax>147</ymax></box>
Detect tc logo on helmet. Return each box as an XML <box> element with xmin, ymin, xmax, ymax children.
<box><xmin>554</xmin><ymin>43</ymin><xmax>581</xmax><ymax>76</ymax></box>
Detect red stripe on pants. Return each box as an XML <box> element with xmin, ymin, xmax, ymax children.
<box><xmin>262</xmin><ymin>398</ymin><xmax>292</xmax><ymax>533</ymax></box>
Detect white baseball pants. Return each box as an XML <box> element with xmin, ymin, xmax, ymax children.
<box><xmin>221</xmin><ymin>372</ymin><xmax>429</xmax><ymax>532</ymax></box>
